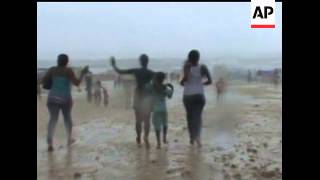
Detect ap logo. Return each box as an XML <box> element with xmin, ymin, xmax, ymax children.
<box><xmin>251</xmin><ymin>0</ymin><xmax>276</xmax><ymax>28</ymax></box>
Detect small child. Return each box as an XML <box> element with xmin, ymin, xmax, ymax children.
<box><xmin>102</xmin><ymin>87</ymin><xmax>109</xmax><ymax>107</ymax></box>
<box><xmin>94</xmin><ymin>80</ymin><xmax>102</xmax><ymax>106</ymax></box>
<box><xmin>146</xmin><ymin>72</ymin><xmax>174</xmax><ymax>149</ymax></box>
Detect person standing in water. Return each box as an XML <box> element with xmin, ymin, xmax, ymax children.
<box><xmin>215</xmin><ymin>77</ymin><xmax>226</xmax><ymax>103</ymax></box>
<box><xmin>180</xmin><ymin>50</ymin><xmax>212</xmax><ymax>147</ymax></box>
<box><xmin>273</xmin><ymin>68</ymin><xmax>280</xmax><ymax>87</ymax></box>
<box><xmin>113</xmin><ymin>74</ymin><xmax>120</xmax><ymax>89</ymax></box>
<box><xmin>102</xmin><ymin>87</ymin><xmax>109</xmax><ymax>107</ymax></box>
<box><xmin>110</xmin><ymin>55</ymin><xmax>155</xmax><ymax>148</ymax></box>
<box><xmin>42</xmin><ymin>54</ymin><xmax>88</xmax><ymax>152</ymax></box>
<box><xmin>93</xmin><ymin>80</ymin><xmax>103</xmax><ymax>106</ymax></box>
<box><xmin>85</xmin><ymin>70</ymin><xmax>93</xmax><ymax>103</ymax></box>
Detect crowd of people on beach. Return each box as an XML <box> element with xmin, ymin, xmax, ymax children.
<box><xmin>39</xmin><ymin>49</ymin><xmax>280</xmax><ymax>152</ymax></box>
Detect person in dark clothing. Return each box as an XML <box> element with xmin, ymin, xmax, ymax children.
<box><xmin>110</xmin><ymin>54</ymin><xmax>155</xmax><ymax>148</ymax></box>
<box><xmin>180</xmin><ymin>50</ymin><xmax>212</xmax><ymax>147</ymax></box>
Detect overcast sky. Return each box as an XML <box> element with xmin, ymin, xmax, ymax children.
<box><xmin>37</xmin><ymin>2</ymin><xmax>282</xmax><ymax>60</ymax></box>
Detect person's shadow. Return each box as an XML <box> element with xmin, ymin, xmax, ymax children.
<box><xmin>133</xmin><ymin>148</ymin><xmax>151</xmax><ymax>180</ymax></box>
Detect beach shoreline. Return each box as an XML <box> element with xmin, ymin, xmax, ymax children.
<box><xmin>37</xmin><ymin>80</ymin><xmax>282</xmax><ymax>180</ymax></box>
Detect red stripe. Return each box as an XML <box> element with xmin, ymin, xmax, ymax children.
<box><xmin>251</xmin><ymin>24</ymin><xmax>275</xmax><ymax>28</ymax></box>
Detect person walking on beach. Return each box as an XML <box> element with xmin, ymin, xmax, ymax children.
<box><xmin>146</xmin><ymin>72</ymin><xmax>174</xmax><ymax>149</ymax></box>
<box><xmin>102</xmin><ymin>87</ymin><xmax>109</xmax><ymax>107</ymax></box>
<box><xmin>93</xmin><ymin>80</ymin><xmax>103</xmax><ymax>106</ymax></box>
<box><xmin>273</xmin><ymin>68</ymin><xmax>280</xmax><ymax>87</ymax></box>
<box><xmin>85</xmin><ymin>70</ymin><xmax>93</xmax><ymax>103</ymax></box>
<box><xmin>110</xmin><ymin>55</ymin><xmax>154</xmax><ymax>148</ymax></box>
<box><xmin>215</xmin><ymin>77</ymin><xmax>226</xmax><ymax>102</ymax></box>
<box><xmin>180</xmin><ymin>50</ymin><xmax>212</xmax><ymax>147</ymax></box>
<box><xmin>42</xmin><ymin>54</ymin><xmax>88</xmax><ymax>152</ymax></box>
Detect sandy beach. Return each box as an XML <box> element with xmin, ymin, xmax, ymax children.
<box><xmin>37</xmin><ymin>80</ymin><xmax>282</xmax><ymax>180</ymax></box>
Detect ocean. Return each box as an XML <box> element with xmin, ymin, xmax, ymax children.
<box><xmin>37</xmin><ymin>57</ymin><xmax>282</xmax><ymax>74</ymax></box>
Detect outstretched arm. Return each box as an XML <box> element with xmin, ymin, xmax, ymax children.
<box><xmin>201</xmin><ymin>65</ymin><xmax>212</xmax><ymax>85</ymax></box>
<box><xmin>69</xmin><ymin>67</ymin><xmax>88</xmax><ymax>86</ymax></box>
<box><xmin>110</xmin><ymin>57</ymin><xmax>135</xmax><ymax>74</ymax></box>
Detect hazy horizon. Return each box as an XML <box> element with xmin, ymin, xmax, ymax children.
<box><xmin>37</xmin><ymin>2</ymin><xmax>282</xmax><ymax>61</ymax></box>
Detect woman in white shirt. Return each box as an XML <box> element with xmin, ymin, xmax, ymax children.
<box><xmin>180</xmin><ymin>50</ymin><xmax>212</xmax><ymax>147</ymax></box>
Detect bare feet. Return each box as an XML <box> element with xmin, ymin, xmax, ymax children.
<box><xmin>196</xmin><ymin>138</ymin><xmax>202</xmax><ymax>148</ymax></box>
<box><xmin>156</xmin><ymin>144</ymin><xmax>161</xmax><ymax>149</ymax></box>
<box><xmin>163</xmin><ymin>139</ymin><xmax>168</xmax><ymax>144</ymax></box>
<box><xmin>144</xmin><ymin>137</ymin><xmax>150</xmax><ymax>149</ymax></box>
<box><xmin>190</xmin><ymin>139</ymin><xmax>194</xmax><ymax>146</ymax></box>
<box><xmin>136</xmin><ymin>136</ymin><xmax>141</xmax><ymax>145</ymax></box>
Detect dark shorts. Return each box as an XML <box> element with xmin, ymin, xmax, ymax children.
<box><xmin>47</xmin><ymin>95</ymin><xmax>73</xmax><ymax>107</ymax></box>
<box><xmin>133</xmin><ymin>90</ymin><xmax>153</xmax><ymax>112</ymax></box>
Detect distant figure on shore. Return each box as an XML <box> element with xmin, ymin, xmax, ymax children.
<box><xmin>85</xmin><ymin>70</ymin><xmax>93</xmax><ymax>103</ymax></box>
<box><xmin>256</xmin><ymin>69</ymin><xmax>278</xmax><ymax>84</ymax></box>
<box><xmin>180</xmin><ymin>50</ymin><xmax>212</xmax><ymax>148</ymax></box>
<box><xmin>247</xmin><ymin>70</ymin><xmax>252</xmax><ymax>83</ymax></box>
<box><xmin>42</xmin><ymin>54</ymin><xmax>88</xmax><ymax>152</ymax></box>
<box><xmin>146</xmin><ymin>72</ymin><xmax>174</xmax><ymax>149</ymax></box>
<box><xmin>215</xmin><ymin>77</ymin><xmax>226</xmax><ymax>102</ymax></box>
<box><xmin>93</xmin><ymin>80</ymin><xmax>103</xmax><ymax>106</ymax></box>
<box><xmin>273</xmin><ymin>68</ymin><xmax>280</xmax><ymax>87</ymax></box>
<box><xmin>114</xmin><ymin>74</ymin><xmax>121</xmax><ymax>89</ymax></box>
<box><xmin>111</xmin><ymin>54</ymin><xmax>155</xmax><ymax>148</ymax></box>
<box><xmin>102</xmin><ymin>87</ymin><xmax>109</xmax><ymax>107</ymax></box>
<box><xmin>253</xmin><ymin>69</ymin><xmax>258</xmax><ymax>81</ymax></box>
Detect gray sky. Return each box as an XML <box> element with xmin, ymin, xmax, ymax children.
<box><xmin>37</xmin><ymin>2</ymin><xmax>282</xmax><ymax>60</ymax></box>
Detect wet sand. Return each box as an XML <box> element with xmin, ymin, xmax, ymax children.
<box><xmin>37</xmin><ymin>81</ymin><xmax>282</xmax><ymax>180</ymax></box>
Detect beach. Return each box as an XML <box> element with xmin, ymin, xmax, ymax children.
<box><xmin>37</xmin><ymin>80</ymin><xmax>282</xmax><ymax>180</ymax></box>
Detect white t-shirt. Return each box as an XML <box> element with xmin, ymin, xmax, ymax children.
<box><xmin>183</xmin><ymin>65</ymin><xmax>204</xmax><ymax>95</ymax></box>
